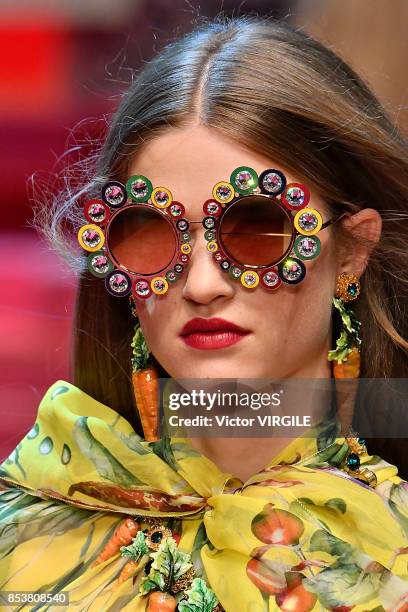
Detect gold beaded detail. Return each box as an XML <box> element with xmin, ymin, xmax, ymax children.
<box><xmin>341</xmin><ymin>430</ymin><xmax>377</xmax><ymax>487</ymax></box>
<box><xmin>335</xmin><ymin>272</ymin><xmax>361</xmax><ymax>302</ymax></box>
<box><xmin>144</xmin><ymin>524</ymin><xmax>173</xmax><ymax>550</ymax></box>
<box><xmin>352</xmin><ymin>467</ymin><xmax>378</xmax><ymax>487</ymax></box>
<box><xmin>345</xmin><ymin>433</ymin><xmax>367</xmax><ymax>455</ymax></box>
<box><xmin>171</xmin><ymin>566</ymin><xmax>196</xmax><ymax>593</ymax></box>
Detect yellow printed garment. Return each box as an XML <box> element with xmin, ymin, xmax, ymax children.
<box><xmin>0</xmin><ymin>380</ymin><xmax>408</xmax><ymax>611</ymax></box>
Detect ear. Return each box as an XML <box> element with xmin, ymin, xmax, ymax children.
<box><xmin>336</xmin><ymin>208</ymin><xmax>382</xmax><ymax>278</ymax></box>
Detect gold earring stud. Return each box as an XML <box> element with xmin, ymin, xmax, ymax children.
<box><xmin>335</xmin><ymin>272</ymin><xmax>360</xmax><ymax>302</ymax></box>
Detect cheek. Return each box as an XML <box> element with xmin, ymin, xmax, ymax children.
<box><xmin>287</xmin><ymin>249</ymin><xmax>336</xmax><ymax>346</ymax></box>
<box><xmin>255</xmin><ymin>249</ymin><xmax>336</xmax><ymax>350</ymax></box>
<box><xmin>134</xmin><ymin>293</ymin><xmax>176</xmax><ymax>348</ymax></box>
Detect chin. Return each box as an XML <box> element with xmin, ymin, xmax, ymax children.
<box><xmin>170</xmin><ymin>363</ymin><xmax>261</xmax><ymax>380</ymax></box>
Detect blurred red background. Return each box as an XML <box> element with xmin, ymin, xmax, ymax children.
<box><xmin>1</xmin><ymin>0</ymin><xmax>406</xmax><ymax>461</ymax></box>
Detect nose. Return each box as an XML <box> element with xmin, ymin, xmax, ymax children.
<box><xmin>181</xmin><ymin>231</ymin><xmax>235</xmax><ymax>305</ymax></box>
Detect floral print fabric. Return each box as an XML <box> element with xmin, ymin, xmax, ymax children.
<box><xmin>0</xmin><ymin>380</ymin><xmax>407</xmax><ymax>611</ymax></box>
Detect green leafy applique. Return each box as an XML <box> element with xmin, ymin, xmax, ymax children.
<box><xmin>178</xmin><ymin>577</ymin><xmax>218</xmax><ymax>612</ymax></box>
<box><xmin>120</xmin><ymin>530</ymin><xmax>149</xmax><ymax>561</ymax></box>
<box><xmin>131</xmin><ymin>323</ymin><xmax>150</xmax><ymax>372</ymax></box>
<box><xmin>139</xmin><ymin>536</ymin><xmax>192</xmax><ymax>596</ymax></box>
<box><xmin>328</xmin><ymin>297</ymin><xmax>362</xmax><ymax>363</ymax></box>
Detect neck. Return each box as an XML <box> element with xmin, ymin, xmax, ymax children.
<box><xmin>188</xmin><ymin>436</ymin><xmax>295</xmax><ymax>482</ymax></box>
<box><xmin>187</xmin><ymin>349</ymin><xmax>335</xmax><ymax>482</ymax></box>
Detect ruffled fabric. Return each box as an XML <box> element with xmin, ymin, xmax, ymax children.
<box><xmin>0</xmin><ymin>380</ymin><xmax>407</xmax><ymax>611</ymax></box>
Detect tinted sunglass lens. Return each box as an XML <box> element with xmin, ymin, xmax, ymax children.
<box><xmin>219</xmin><ymin>196</ymin><xmax>293</xmax><ymax>267</ymax></box>
<box><xmin>107</xmin><ymin>206</ymin><xmax>176</xmax><ymax>275</ymax></box>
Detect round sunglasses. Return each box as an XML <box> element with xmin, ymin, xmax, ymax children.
<box><xmin>77</xmin><ymin>166</ymin><xmax>348</xmax><ymax>299</ymax></box>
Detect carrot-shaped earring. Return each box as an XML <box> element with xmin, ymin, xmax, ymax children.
<box><xmin>129</xmin><ymin>298</ymin><xmax>160</xmax><ymax>442</ymax></box>
<box><xmin>328</xmin><ymin>272</ymin><xmax>362</xmax><ymax>435</ymax></box>
<box><xmin>327</xmin><ymin>276</ymin><xmax>377</xmax><ymax>487</ymax></box>
<box><xmin>328</xmin><ymin>272</ymin><xmax>362</xmax><ymax>378</ymax></box>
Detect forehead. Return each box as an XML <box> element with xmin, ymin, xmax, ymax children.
<box><xmin>127</xmin><ymin>123</ymin><xmax>328</xmax><ymax>218</ymax></box>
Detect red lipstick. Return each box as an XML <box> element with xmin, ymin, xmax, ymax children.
<box><xmin>179</xmin><ymin>317</ymin><xmax>251</xmax><ymax>350</ymax></box>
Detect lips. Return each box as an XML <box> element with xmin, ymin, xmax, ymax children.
<box><xmin>179</xmin><ymin>317</ymin><xmax>251</xmax><ymax>350</ymax></box>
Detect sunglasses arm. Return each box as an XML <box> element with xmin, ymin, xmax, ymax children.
<box><xmin>321</xmin><ymin>211</ymin><xmax>350</xmax><ymax>230</ymax></box>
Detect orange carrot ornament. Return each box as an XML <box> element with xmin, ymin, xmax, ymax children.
<box><xmin>131</xmin><ymin>320</ymin><xmax>160</xmax><ymax>442</ymax></box>
<box><xmin>117</xmin><ymin>559</ymin><xmax>141</xmax><ymax>585</ymax></box>
<box><xmin>117</xmin><ymin>529</ymin><xmax>150</xmax><ymax>586</ymax></box>
<box><xmin>91</xmin><ymin>517</ymin><xmax>139</xmax><ymax>567</ymax></box>
<box><xmin>332</xmin><ymin>344</ymin><xmax>360</xmax><ymax>379</ymax></box>
<box><xmin>327</xmin><ymin>272</ymin><xmax>362</xmax><ymax>380</ymax></box>
<box><xmin>147</xmin><ymin>591</ymin><xmax>177</xmax><ymax>611</ymax></box>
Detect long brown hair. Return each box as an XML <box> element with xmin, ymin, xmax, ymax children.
<box><xmin>31</xmin><ymin>14</ymin><xmax>408</xmax><ymax>476</ymax></box>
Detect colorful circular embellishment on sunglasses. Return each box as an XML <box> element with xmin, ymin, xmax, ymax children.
<box><xmin>213</xmin><ymin>252</ymin><xmax>223</xmax><ymax>263</ymax></box>
<box><xmin>174</xmin><ymin>263</ymin><xmax>184</xmax><ymax>274</ymax></box>
<box><xmin>180</xmin><ymin>243</ymin><xmax>192</xmax><ymax>255</ymax></box>
<box><xmin>281</xmin><ymin>183</ymin><xmax>310</xmax><ymax>210</ymax></box>
<box><xmin>230</xmin><ymin>166</ymin><xmax>258</xmax><ymax>195</ymax></box>
<box><xmin>105</xmin><ymin>270</ymin><xmax>132</xmax><ymax>296</ymax></box>
<box><xmin>260</xmin><ymin>268</ymin><xmax>282</xmax><ymax>290</ymax></box>
<box><xmin>176</xmin><ymin>218</ymin><xmax>189</xmax><ymax>232</ymax></box>
<box><xmin>294</xmin><ymin>208</ymin><xmax>323</xmax><ymax>235</ymax></box>
<box><xmin>133</xmin><ymin>278</ymin><xmax>152</xmax><ymax>299</ymax></box>
<box><xmin>78</xmin><ymin>224</ymin><xmax>105</xmax><ymax>251</ymax></box>
<box><xmin>101</xmin><ymin>181</ymin><xmax>127</xmax><ymax>208</ymax></box>
<box><xmin>258</xmin><ymin>169</ymin><xmax>287</xmax><ymax>196</ymax></box>
<box><xmin>212</xmin><ymin>181</ymin><xmax>235</xmax><ymax>204</ymax></box>
<box><xmin>278</xmin><ymin>257</ymin><xmax>306</xmax><ymax>284</ymax></box>
<box><xmin>169</xmin><ymin>201</ymin><xmax>185</xmax><ymax>217</ymax></box>
<box><xmin>229</xmin><ymin>265</ymin><xmax>242</xmax><ymax>280</ymax></box>
<box><xmin>151</xmin><ymin>277</ymin><xmax>169</xmax><ymax>294</ymax></box>
<box><xmin>207</xmin><ymin>240</ymin><xmax>218</xmax><ymax>253</ymax></box>
<box><xmin>241</xmin><ymin>270</ymin><xmax>260</xmax><ymax>289</ymax></box>
<box><xmin>204</xmin><ymin>229</ymin><xmax>216</xmax><ymax>241</ymax></box>
<box><xmin>203</xmin><ymin>216</ymin><xmax>216</xmax><ymax>230</ymax></box>
<box><xmin>220</xmin><ymin>259</ymin><xmax>231</xmax><ymax>271</ymax></box>
<box><xmin>151</xmin><ymin>187</ymin><xmax>172</xmax><ymax>208</ymax></box>
<box><xmin>165</xmin><ymin>269</ymin><xmax>179</xmax><ymax>284</ymax></box>
<box><xmin>203</xmin><ymin>199</ymin><xmax>222</xmax><ymax>217</ymax></box>
<box><xmin>87</xmin><ymin>251</ymin><xmax>114</xmax><ymax>278</ymax></box>
<box><xmin>126</xmin><ymin>175</ymin><xmax>153</xmax><ymax>202</ymax></box>
<box><xmin>84</xmin><ymin>199</ymin><xmax>111</xmax><ymax>225</ymax></box>
<box><xmin>293</xmin><ymin>235</ymin><xmax>321</xmax><ymax>259</ymax></box>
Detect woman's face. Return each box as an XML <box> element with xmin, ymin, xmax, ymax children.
<box><xmin>126</xmin><ymin>124</ymin><xmax>338</xmax><ymax>379</ymax></box>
